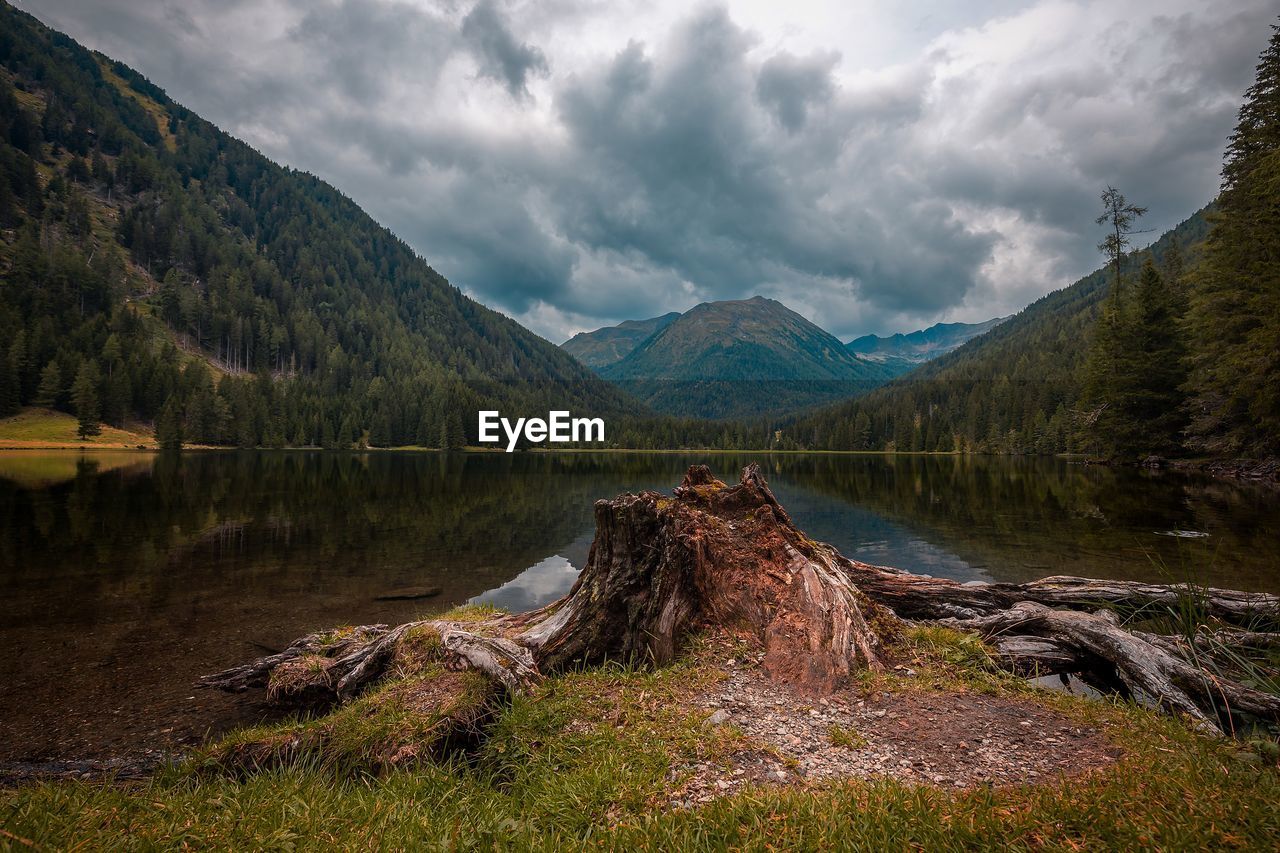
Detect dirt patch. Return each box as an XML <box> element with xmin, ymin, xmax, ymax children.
<box><xmin>668</xmin><ymin>652</ymin><xmax>1121</xmax><ymax>808</ymax></box>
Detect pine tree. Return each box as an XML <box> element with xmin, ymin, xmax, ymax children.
<box><xmin>70</xmin><ymin>360</ymin><xmax>101</xmax><ymax>438</ymax></box>
<box><xmin>185</xmin><ymin>382</ymin><xmax>214</xmax><ymax>444</ymax></box>
<box><xmin>1080</xmin><ymin>187</ymin><xmax>1150</xmax><ymax>458</ymax></box>
<box><xmin>102</xmin><ymin>370</ymin><xmax>132</xmax><ymax>426</ymax></box>
<box><xmin>100</xmin><ymin>334</ymin><xmax>122</xmax><ymax>378</ymax></box>
<box><xmin>1095</xmin><ymin>187</ymin><xmax>1148</xmax><ymax>286</ymax></box>
<box><xmin>35</xmin><ymin>361</ymin><xmax>62</xmax><ymax>408</ymax></box>
<box><xmin>438</xmin><ymin>409</ymin><xmax>465</xmax><ymax>449</ymax></box>
<box><xmin>159</xmin><ymin>268</ymin><xmax>182</xmax><ymax>327</ymax></box>
<box><xmin>0</xmin><ymin>343</ymin><xmax>19</xmax><ymax>416</ymax></box>
<box><xmin>1080</xmin><ymin>282</ymin><xmax>1127</xmax><ymax>457</ymax></box>
<box><xmin>156</xmin><ymin>395</ymin><xmax>183</xmax><ymax>451</ymax></box>
<box><xmin>1186</xmin><ymin>22</ymin><xmax>1280</xmax><ymax>455</ymax></box>
<box><xmin>1124</xmin><ymin>258</ymin><xmax>1189</xmax><ymax>456</ymax></box>
<box><xmin>211</xmin><ymin>394</ymin><xmax>232</xmax><ymax>444</ymax></box>
<box><xmin>7</xmin><ymin>329</ymin><xmax>29</xmax><ymax>404</ymax></box>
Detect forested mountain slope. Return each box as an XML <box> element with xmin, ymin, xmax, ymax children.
<box><xmin>0</xmin><ymin>2</ymin><xmax>637</xmax><ymax>448</ymax></box>
<box><xmin>561</xmin><ymin>312</ymin><xmax>680</xmax><ymax>369</ymax></box>
<box><xmin>792</xmin><ymin>20</ymin><xmax>1280</xmax><ymax>459</ymax></box>
<box><xmin>598</xmin><ymin>296</ymin><xmax>894</xmax><ymax>419</ymax></box>
<box><xmin>786</xmin><ymin>209</ymin><xmax>1211</xmax><ymax>453</ymax></box>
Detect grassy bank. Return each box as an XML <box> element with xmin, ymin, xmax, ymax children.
<box><xmin>3</xmin><ymin>627</ymin><xmax>1277</xmax><ymax>850</ymax></box>
<box><xmin>0</xmin><ymin>408</ymin><xmax>155</xmax><ymax>449</ymax></box>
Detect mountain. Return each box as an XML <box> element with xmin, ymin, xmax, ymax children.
<box><xmin>787</xmin><ymin>208</ymin><xmax>1212</xmax><ymax>453</ymax></box>
<box><xmin>597</xmin><ymin>296</ymin><xmax>894</xmax><ymax>419</ymax></box>
<box><xmin>846</xmin><ymin>317</ymin><xmax>1008</xmax><ymax>367</ymax></box>
<box><xmin>0</xmin><ymin>2</ymin><xmax>640</xmax><ymax>449</ymax></box>
<box><xmin>561</xmin><ymin>312</ymin><xmax>680</xmax><ymax>368</ymax></box>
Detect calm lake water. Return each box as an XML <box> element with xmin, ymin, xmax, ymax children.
<box><xmin>1</xmin><ymin>450</ymin><xmax>1277</xmax><ymax>762</ymax></box>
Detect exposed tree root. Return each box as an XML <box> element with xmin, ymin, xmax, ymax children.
<box><xmin>201</xmin><ymin>465</ymin><xmax>1280</xmax><ymax>755</ymax></box>
<box><xmin>941</xmin><ymin>602</ymin><xmax>1280</xmax><ymax>733</ymax></box>
<box><xmin>840</xmin><ymin>565</ymin><xmax>1278</xmax><ymax>627</ymax></box>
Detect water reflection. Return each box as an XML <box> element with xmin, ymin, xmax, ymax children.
<box><xmin>0</xmin><ymin>450</ymin><xmax>1277</xmax><ymax>762</ymax></box>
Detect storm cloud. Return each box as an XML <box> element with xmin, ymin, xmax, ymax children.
<box><xmin>18</xmin><ymin>0</ymin><xmax>1275</xmax><ymax>342</ymax></box>
<box><xmin>461</xmin><ymin>0</ymin><xmax>548</xmax><ymax>98</ymax></box>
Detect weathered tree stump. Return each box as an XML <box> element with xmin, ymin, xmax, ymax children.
<box><xmin>204</xmin><ymin>464</ymin><xmax>892</xmax><ymax>701</ymax></box>
<box><xmin>520</xmin><ymin>464</ymin><xmax>889</xmax><ymax>692</ymax></box>
<box><xmin>201</xmin><ymin>465</ymin><xmax>1280</xmax><ymax>747</ymax></box>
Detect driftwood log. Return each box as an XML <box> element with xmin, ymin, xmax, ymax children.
<box><xmin>202</xmin><ymin>465</ymin><xmax>1280</xmax><ymax>741</ymax></box>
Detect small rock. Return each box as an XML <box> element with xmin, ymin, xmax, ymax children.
<box><xmin>706</xmin><ymin>709</ymin><xmax>730</xmax><ymax>726</ymax></box>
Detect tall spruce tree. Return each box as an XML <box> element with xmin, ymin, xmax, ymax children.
<box><xmin>1080</xmin><ymin>187</ymin><xmax>1147</xmax><ymax>458</ymax></box>
<box><xmin>1125</xmin><ymin>258</ymin><xmax>1189</xmax><ymax>455</ymax></box>
<box><xmin>34</xmin><ymin>361</ymin><xmax>62</xmax><ymax>408</ymax></box>
<box><xmin>1096</xmin><ymin>187</ymin><xmax>1148</xmax><ymax>284</ymax></box>
<box><xmin>70</xmin><ymin>360</ymin><xmax>101</xmax><ymax>438</ymax></box>
<box><xmin>1186</xmin><ymin>21</ymin><xmax>1280</xmax><ymax>455</ymax></box>
<box><xmin>156</xmin><ymin>395</ymin><xmax>183</xmax><ymax>451</ymax></box>
<box><xmin>0</xmin><ymin>339</ymin><xmax>20</xmax><ymax>416</ymax></box>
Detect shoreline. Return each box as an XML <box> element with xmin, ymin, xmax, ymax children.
<box><xmin>2</xmin><ymin>441</ymin><xmax>1275</xmax><ymax>474</ymax></box>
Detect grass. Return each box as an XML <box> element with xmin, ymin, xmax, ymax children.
<box><xmin>97</xmin><ymin>57</ymin><xmax>177</xmax><ymax>152</ymax></box>
<box><xmin>3</xmin><ymin>629</ymin><xmax>1278</xmax><ymax>849</ymax></box>
<box><xmin>209</xmin><ymin>666</ymin><xmax>496</xmax><ymax>776</ymax></box>
<box><xmin>827</xmin><ymin>724</ymin><xmax>867</xmax><ymax>750</ymax></box>
<box><xmin>0</xmin><ymin>407</ymin><xmax>155</xmax><ymax>449</ymax></box>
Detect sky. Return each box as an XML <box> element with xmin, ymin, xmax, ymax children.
<box><xmin>20</xmin><ymin>0</ymin><xmax>1275</xmax><ymax>343</ymax></box>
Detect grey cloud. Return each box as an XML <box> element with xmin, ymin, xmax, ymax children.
<box><xmin>756</xmin><ymin>50</ymin><xmax>839</xmax><ymax>131</ymax></box>
<box><xmin>549</xmin><ymin>8</ymin><xmax>991</xmax><ymax>321</ymax></box>
<box><xmin>461</xmin><ymin>0</ymin><xmax>549</xmax><ymax>98</ymax></box>
<box><xmin>161</xmin><ymin>2</ymin><xmax>201</xmax><ymax>37</ymax></box>
<box><xmin>18</xmin><ymin>0</ymin><xmax>1279</xmax><ymax>342</ymax></box>
<box><xmin>289</xmin><ymin>0</ymin><xmax>455</xmax><ymax>106</ymax></box>
<box><xmin>400</xmin><ymin>171</ymin><xmax>576</xmax><ymax>313</ymax></box>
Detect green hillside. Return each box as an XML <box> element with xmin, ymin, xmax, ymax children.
<box><xmin>0</xmin><ymin>2</ymin><xmax>639</xmax><ymax>449</ymax></box>
<box><xmin>600</xmin><ymin>296</ymin><xmax>895</xmax><ymax>419</ymax></box>
<box><xmin>561</xmin><ymin>312</ymin><xmax>680</xmax><ymax>368</ymax></box>
<box><xmin>791</xmin><ymin>22</ymin><xmax>1280</xmax><ymax>460</ymax></box>
<box><xmin>786</xmin><ymin>208</ymin><xmax>1212</xmax><ymax>453</ymax></box>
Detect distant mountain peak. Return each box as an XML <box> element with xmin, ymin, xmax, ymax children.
<box><xmin>846</xmin><ymin>317</ymin><xmax>1008</xmax><ymax>364</ymax></box>
<box><xmin>561</xmin><ymin>312</ymin><xmax>681</xmax><ymax>368</ymax></box>
<box><xmin>561</xmin><ymin>296</ymin><xmax>896</xmax><ymax>419</ymax></box>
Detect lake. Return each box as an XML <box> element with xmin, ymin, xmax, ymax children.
<box><xmin>1</xmin><ymin>450</ymin><xmax>1277</xmax><ymax>764</ymax></box>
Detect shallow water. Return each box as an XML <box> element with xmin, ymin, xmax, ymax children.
<box><xmin>1</xmin><ymin>450</ymin><xmax>1276</xmax><ymax>761</ymax></box>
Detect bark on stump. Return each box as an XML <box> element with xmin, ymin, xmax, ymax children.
<box><xmin>202</xmin><ymin>464</ymin><xmax>1280</xmax><ymax>752</ymax></box>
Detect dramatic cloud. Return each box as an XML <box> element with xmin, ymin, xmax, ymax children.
<box><xmin>756</xmin><ymin>50</ymin><xmax>839</xmax><ymax>132</ymax></box>
<box><xmin>20</xmin><ymin>0</ymin><xmax>1275</xmax><ymax>342</ymax></box>
<box><xmin>461</xmin><ymin>0</ymin><xmax>549</xmax><ymax>98</ymax></box>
